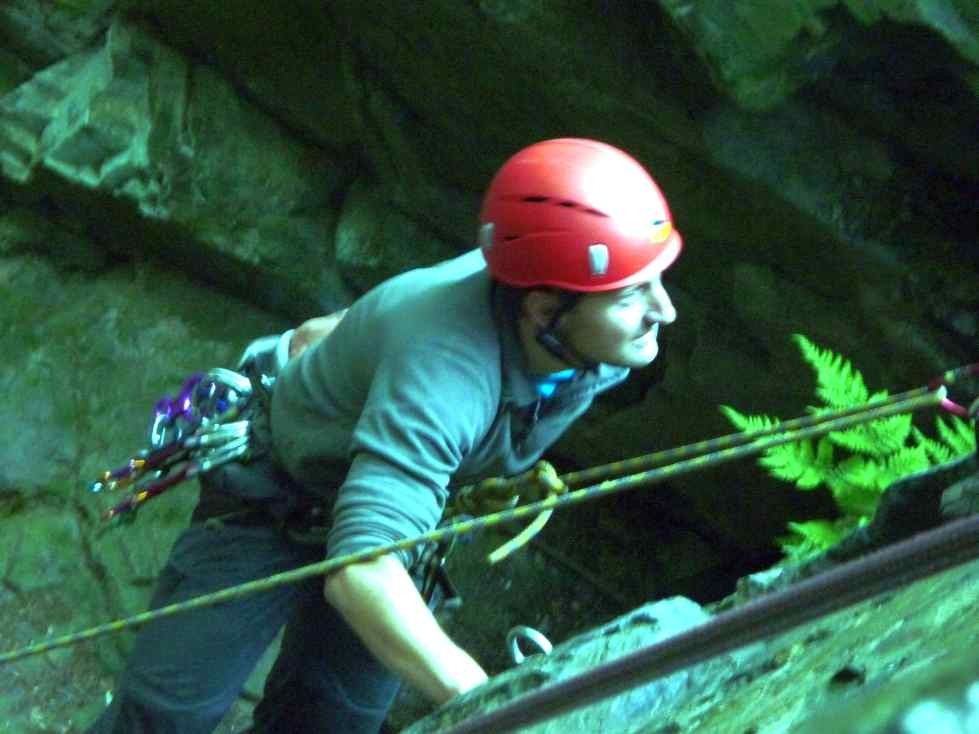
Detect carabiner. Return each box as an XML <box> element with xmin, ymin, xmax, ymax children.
<box><xmin>507</xmin><ymin>626</ymin><xmax>553</xmax><ymax>665</ymax></box>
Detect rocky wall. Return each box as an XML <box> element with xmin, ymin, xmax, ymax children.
<box><xmin>0</xmin><ymin>1</ymin><xmax>977</xmax><ymax>731</ymax></box>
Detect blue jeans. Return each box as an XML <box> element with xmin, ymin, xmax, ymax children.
<box><xmin>86</xmin><ymin>520</ymin><xmax>401</xmax><ymax>733</ymax></box>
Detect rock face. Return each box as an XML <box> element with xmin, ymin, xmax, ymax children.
<box><xmin>661</xmin><ymin>0</ymin><xmax>979</xmax><ymax>112</ymax></box>
<box><xmin>401</xmin><ymin>460</ymin><xmax>979</xmax><ymax>733</ymax></box>
<box><xmin>0</xmin><ymin>242</ymin><xmax>284</xmax><ymax>731</ymax></box>
<box><xmin>0</xmin><ymin>19</ymin><xmax>344</xmax><ymax>316</ymax></box>
<box><xmin>0</xmin><ymin>1</ymin><xmax>976</xmax><ymax>732</ymax></box>
<box><xmin>403</xmin><ymin>597</ymin><xmax>726</xmax><ymax>734</ymax></box>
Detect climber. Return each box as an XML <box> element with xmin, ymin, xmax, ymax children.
<box><xmin>87</xmin><ymin>137</ymin><xmax>683</xmax><ymax>734</ymax></box>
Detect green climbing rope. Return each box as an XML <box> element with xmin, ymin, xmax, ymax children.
<box><xmin>0</xmin><ymin>386</ymin><xmax>945</xmax><ymax>666</ymax></box>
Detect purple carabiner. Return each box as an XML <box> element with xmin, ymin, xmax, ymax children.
<box><xmin>150</xmin><ymin>397</ymin><xmax>176</xmax><ymax>447</ymax></box>
<box><xmin>175</xmin><ymin>374</ymin><xmax>204</xmax><ymax>421</ymax></box>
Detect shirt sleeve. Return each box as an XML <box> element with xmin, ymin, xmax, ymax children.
<box><xmin>326</xmin><ymin>339</ymin><xmax>494</xmax><ymax>569</ymax></box>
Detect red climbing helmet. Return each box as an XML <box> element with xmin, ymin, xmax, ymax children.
<box><xmin>479</xmin><ymin>138</ymin><xmax>683</xmax><ymax>292</ymax></box>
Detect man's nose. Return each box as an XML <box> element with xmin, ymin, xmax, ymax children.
<box><xmin>646</xmin><ymin>281</ymin><xmax>677</xmax><ymax>325</ymax></box>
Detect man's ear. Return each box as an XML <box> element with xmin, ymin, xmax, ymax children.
<box><xmin>521</xmin><ymin>289</ymin><xmax>562</xmax><ymax>329</ymax></box>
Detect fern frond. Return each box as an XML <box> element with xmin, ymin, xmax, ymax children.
<box><xmin>792</xmin><ymin>334</ymin><xmax>869</xmax><ymax>408</ymax></box>
<box><xmin>720</xmin><ymin>337</ymin><xmax>973</xmax><ymax>563</ymax></box>
<box><xmin>865</xmin><ymin>413</ymin><xmax>914</xmax><ymax>452</ymax></box>
<box><xmin>720</xmin><ymin>405</ymin><xmax>836</xmax><ymax>488</ymax></box>
<box><xmin>776</xmin><ymin>532</ymin><xmax>823</xmax><ymax>563</ymax></box>
<box><xmin>718</xmin><ymin>405</ymin><xmax>780</xmax><ymax>434</ymax></box>
<box><xmin>825</xmin><ymin>455</ymin><xmax>883</xmax><ymax>516</ymax></box>
<box><xmin>935</xmin><ymin>415</ymin><xmax>977</xmax><ymax>457</ymax></box>
<box><xmin>785</xmin><ymin>519</ymin><xmax>849</xmax><ymax>549</ymax></box>
<box><xmin>778</xmin><ymin>517</ymin><xmax>859</xmax><ymax>560</ymax></box>
<box><xmin>828</xmin><ymin>413</ymin><xmax>913</xmax><ymax>457</ymax></box>
<box><xmin>874</xmin><ymin>445</ymin><xmax>931</xmax><ymax>491</ymax></box>
<box><xmin>758</xmin><ymin>439</ymin><xmax>827</xmax><ymax>489</ymax></box>
<box><xmin>826</xmin><ymin>455</ymin><xmax>875</xmax><ymax>493</ymax></box>
<box><xmin>802</xmin><ymin>436</ymin><xmax>835</xmax><ymax>489</ymax></box>
<box><xmin>912</xmin><ymin>426</ymin><xmax>953</xmax><ymax>464</ymax></box>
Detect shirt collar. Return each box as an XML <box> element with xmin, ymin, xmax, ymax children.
<box><xmin>497</xmin><ymin>303</ymin><xmax>544</xmax><ymax>408</ymax></box>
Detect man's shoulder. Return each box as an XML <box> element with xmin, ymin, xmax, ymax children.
<box><xmin>366</xmin><ymin>251</ymin><xmax>498</xmax><ymax>349</ymax></box>
<box><xmin>374</xmin><ymin>249</ymin><xmax>487</xmax><ymax>301</ymax></box>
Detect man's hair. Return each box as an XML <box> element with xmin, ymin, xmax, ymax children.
<box><xmin>491</xmin><ymin>280</ymin><xmax>583</xmax><ymax>324</ymax></box>
<box><xmin>492</xmin><ymin>280</ymin><xmax>528</xmax><ymax>322</ymax></box>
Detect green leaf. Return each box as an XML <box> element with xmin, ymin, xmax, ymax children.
<box><xmin>718</xmin><ymin>333</ymin><xmax>973</xmax><ymax>562</ymax></box>
<box><xmin>759</xmin><ymin>439</ymin><xmax>825</xmax><ymax>489</ymax></box>
<box><xmin>792</xmin><ymin>333</ymin><xmax>869</xmax><ymax>408</ymax></box>
<box><xmin>935</xmin><ymin>415</ymin><xmax>977</xmax><ymax>457</ymax></box>
<box><xmin>719</xmin><ymin>405</ymin><xmax>780</xmax><ymax>434</ymax></box>
<box><xmin>776</xmin><ymin>533</ymin><xmax>821</xmax><ymax>562</ymax></box>
<box><xmin>823</xmin><ymin>456</ymin><xmax>878</xmax><ymax>517</ymax></box>
<box><xmin>785</xmin><ymin>519</ymin><xmax>848</xmax><ymax>549</ymax></box>
<box><xmin>829</xmin><ymin>455</ymin><xmax>876</xmax><ymax>490</ymax></box>
<box><xmin>913</xmin><ymin>426</ymin><xmax>953</xmax><ymax>464</ymax></box>
<box><xmin>795</xmin><ymin>437</ymin><xmax>834</xmax><ymax>489</ymax></box>
<box><xmin>828</xmin><ymin>413</ymin><xmax>913</xmax><ymax>457</ymax></box>
<box><xmin>866</xmin><ymin>413</ymin><xmax>913</xmax><ymax>452</ymax></box>
<box><xmin>874</xmin><ymin>445</ymin><xmax>931</xmax><ymax>491</ymax></box>
<box><xmin>816</xmin><ymin>436</ymin><xmax>834</xmax><ymax>465</ymax></box>
<box><xmin>777</xmin><ymin>518</ymin><xmax>854</xmax><ymax>561</ymax></box>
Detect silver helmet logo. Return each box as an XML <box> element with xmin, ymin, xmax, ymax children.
<box><xmin>588</xmin><ymin>243</ymin><xmax>610</xmax><ymax>276</ymax></box>
<box><xmin>479</xmin><ymin>222</ymin><xmax>495</xmax><ymax>250</ymax></box>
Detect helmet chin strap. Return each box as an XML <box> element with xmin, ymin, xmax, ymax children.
<box><xmin>535</xmin><ymin>329</ymin><xmax>595</xmax><ymax>370</ymax></box>
<box><xmin>535</xmin><ymin>293</ymin><xmax>597</xmax><ymax>370</ymax></box>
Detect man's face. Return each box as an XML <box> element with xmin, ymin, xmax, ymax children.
<box><xmin>557</xmin><ymin>274</ymin><xmax>677</xmax><ymax>369</ymax></box>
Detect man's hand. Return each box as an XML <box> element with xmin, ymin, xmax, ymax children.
<box><xmin>323</xmin><ymin>553</ymin><xmax>488</xmax><ymax>704</ymax></box>
<box><xmin>289</xmin><ymin>309</ymin><xmax>348</xmax><ymax>359</ymax></box>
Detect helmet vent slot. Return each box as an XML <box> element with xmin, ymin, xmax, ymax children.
<box><xmin>522</xmin><ymin>196</ymin><xmax>549</xmax><ymax>203</ymax></box>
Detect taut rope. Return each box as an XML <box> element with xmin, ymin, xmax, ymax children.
<box><xmin>0</xmin><ymin>385</ymin><xmax>953</xmax><ymax>666</ymax></box>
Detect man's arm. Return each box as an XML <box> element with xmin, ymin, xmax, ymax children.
<box><xmin>289</xmin><ymin>309</ymin><xmax>348</xmax><ymax>359</ymax></box>
<box><xmin>323</xmin><ymin>554</ymin><xmax>488</xmax><ymax>704</ymax></box>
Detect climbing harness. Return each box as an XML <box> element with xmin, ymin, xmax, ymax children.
<box><xmin>2</xmin><ymin>364</ymin><xmax>974</xmax><ymax>668</ymax></box>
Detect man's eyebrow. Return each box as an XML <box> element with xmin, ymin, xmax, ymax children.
<box><xmin>618</xmin><ymin>284</ymin><xmax>645</xmax><ymax>296</ymax></box>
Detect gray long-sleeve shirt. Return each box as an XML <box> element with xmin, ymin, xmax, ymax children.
<box><xmin>269</xmin><ymin>249</ymin><xmax>629</xmax><ymax>568</ymax></box>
